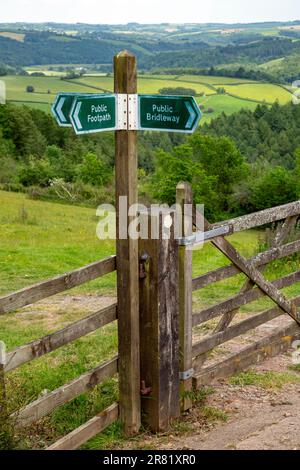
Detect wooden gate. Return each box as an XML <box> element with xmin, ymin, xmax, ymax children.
<box><xmin>1</xmin><ymin>182</ymin><xmax>300</xmax><ymax>448</ymax></box>
<box><xmin>177</xmin><ymin>182</ymin><xmax>300</xmax><ymax>406</ymax></box>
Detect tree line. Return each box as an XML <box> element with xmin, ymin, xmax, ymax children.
<box><xmin>0</xmin><ymin>101</ymin><xmax>300</xmax><ymax>222</ymax></box>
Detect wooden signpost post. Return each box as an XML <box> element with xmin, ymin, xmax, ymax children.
<box><xmin>114</xmin><ymin>51</ymin><xmax>141</xmax><ymax>436</ymax></box>
<box><xmin>52</xmin><ymin>51</ymin><xmax>202</xmax><ymax>435</ymax></box>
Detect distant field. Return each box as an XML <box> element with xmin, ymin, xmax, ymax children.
<box><xmin>1</xmin><ymin>73</ymin><xmax>293</xmax><ymax>121</ymax></box>
<box><xmin>0</xmin><ymin>31</ymin><xmax>25</xmax><ymax>42</ymax></box>
<box><xmin>223</xmin><ymin>83</ymin><xmax>292</xmax><ymax>104</ymax></box>
<box><xmin>179</xmin><ymin>74</ymin><xmax>258</xmax><ymax>85</ymax></box>
<box><xmin>197</xmin><ymin>93</ymin><xmax>259</xmax><ymax>122</ymax></box>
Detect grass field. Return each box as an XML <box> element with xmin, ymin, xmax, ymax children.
<box><xmin>1</xmin><ymin>72</ymin><xmax>293</xmax><ymax>123</ymax></box>
<box><xmin>0</xmin><ymin>190</ymin><xmax>299</xmax><ymax>449</ymax></box>
<box><xmin>223</xmin><ymin>83</ymin><xmax>292</xmax><ymax>105</ymax></box>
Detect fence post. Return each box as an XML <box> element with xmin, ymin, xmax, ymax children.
<box><xmin>0</xmin><ymin>345</ymin><xmax>11</xmax><ymax>449</ymax></box>
<box><xmin>114</xmin><ymin>51</ymin><xmax>141</xmax><ymax>435</ymax></box>
<box><xmin>176</xmin><ymin>182</ymin><xmax>193</xmax><ymax>411</ymax></box>
<box><xmin>139</xmin><ymin>208</ymin><xmax>180</xmax><ymax>432</ymax></box>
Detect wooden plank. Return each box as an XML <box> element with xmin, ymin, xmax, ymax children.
<box><xmin>194</xmin><ymin>210</ymin><xmax>299</xmax><ymax>324</ymax></box>
<box><xmin>47</xmin><ymin>403</ymin><xmax>119</xmax><ymax>450</ymax></box>
<box><xmin>0</xmin><ymin>256</ymin><xmax>116</xmax><ymax>315</ymax></box>
<box><xmin>193</xmin><ymin>270</ymin><xmax>300</xmax><ymax>326</ymax></box>
<box><xmin>192</xmin><ymin>295</ymin><xmax>300</xmax><ymax>357</ymax></box>
<box><xmin>176</xmin><ymin>182</ymin><xmax>193</xmax><ymax>411</ymax></box>
<box><xmin>193</xmin><ymin>321</ymin><xmax>300</xmax><ymax>387</ymax></box>
<box><xmin>139</xmin><ymin>210</ymin><xmax>180</xmax><ymax>432</ymax></box>
<box><xmin>114</xmin><ymin>51</ymin><xmax>140</xmax><ymax>436</ymax></box>
<box><xmin>13</xmin><ymin>357</ymin><xmax>118</xmax><ymax>428</ymax></box>
<box><xmin>5</xmin><ymin>304</ymin><xmax>117</xmax><ymax>373</ymax></box>
<box><xmin>211</xmin><ymin>236</ymin><xmax>298</xmax><ymax>322</ymax></box>
<box><xmin>211</xmin><ymin>200</ymin><xmax>300</xmax><ymax>234</ymax></box>
<box><xmin>215</xmin><ymin>215</ymin><xmax>298</xmax><ymax>333</ymax></box>
<box><xmin>193</xmin><ymin>238</ymin><xmax>300</xmax><ymax>291</ymax></box>
<box><xmin>0</xmin><ymin>362</ymin><xmax>9</xmax><ymax>443</ymax></box>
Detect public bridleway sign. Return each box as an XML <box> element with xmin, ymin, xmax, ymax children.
<box><xmin>138</xmin><ymin>95</ymin><xmax>201</xmax><ymax>133</ymax></box>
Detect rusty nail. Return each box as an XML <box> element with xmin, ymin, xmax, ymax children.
<box><xmin>140</xmin><ymin>380</ymin><xmax>152</xmax><ymax>396</ymax></box>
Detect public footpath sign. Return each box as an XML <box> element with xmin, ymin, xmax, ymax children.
<box><xmin>138</xmin><ymin>95</ymin><xmax>201</xmax><ymax>133</ymax></box>
<box><xmin>70</xmin><ymin>94</ymin><xmax>117</xmax><ymax>135</ymax></box>
<box><xmin>52</xmin><ymin>93</ymin><xmax>80</xmax><ymax>127</ymax></box>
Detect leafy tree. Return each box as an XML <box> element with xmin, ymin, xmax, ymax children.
<box><xmin>18</xmin><ymin>156</ymin><xmax>54</xmax><ymax>187</ymax></box>
<box><xmin>151</xmin><ymin>145</ymin><xmax>219</xmax><ymax>220</ymax></box>
<box><xmin>250</xmin><ymin>166</ymin><xmax>297</xmax><ymax>210</ymax></box>
<box><xmin>76</xmin><ymin>152</ymin><xmax>112</xmax><ymax>187</ymax></box>
<box><xmin>189</xmin><ymin>133</ymin><xmax>249</xmax><ymax>212</ymax></box>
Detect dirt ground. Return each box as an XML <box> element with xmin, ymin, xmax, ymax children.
<box><xmin>156</xmin><ymin>353</ymin><xmax>300</xmax><ymax>451</ymax></box>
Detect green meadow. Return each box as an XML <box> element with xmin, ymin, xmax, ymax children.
<box><xmin>1</xmin><ymin>71</ymin><xmax>293</xmax><ymax>122</ymax></box>
<box><xmin>0</xmin><ymin>190</ymin><xmax>299</xmax><ymax>449</ymax></box>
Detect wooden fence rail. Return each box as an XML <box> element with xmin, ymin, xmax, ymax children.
<box><xmin>192</xmin><ymin>239</ymin><xmax>300</xmax><ymax>291</ymax></box>
<box><xmin>5</xmin><ymin>303</ymin><xmax>117</xmax><ymax>373</ymax></box>
<box><xmin>193</xmin><ymin>270</ymin><xmax>300</xmax><ymax>326</ymax></box>
<box><xmin>47</xmin><ymin>403</ymin><xmax>119</xmax><ymax>451</ymax></box>
<box><xmin>211</xmin><ymin>200</ymin><xmax>300</xmax><ymax>233</ymax></box>
<box><xmin>0</xmin><ymin>256</ymin><xmax>116</xmax><ymax>315</ymax></box>
<box><xmin>13</xmin><ymin>356</ymin><xmax>118</xmax><ymax>428</ymax></box>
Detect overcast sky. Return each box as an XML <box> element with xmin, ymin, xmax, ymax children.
<box><xmin>1</xmin><ymin>0</ymin><xmax>299</xmax><ymax>24</ymax></box>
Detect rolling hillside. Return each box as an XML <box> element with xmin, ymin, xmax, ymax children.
<box><xmin>1</xmin><ymin>73</ymin><xmax>293</xmax><ymax>121</ymax></box>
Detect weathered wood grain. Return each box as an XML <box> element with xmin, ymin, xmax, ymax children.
<box><xmin>193</xmin><ymin>270</ymin><xmax>300</xmax><ymax>326</ymax></box>
<box><xmin>193</xmin><ymin>238</ymin><xmax>300</xmax><ymax>291</ymax></box>
<box><xmin>46</xmin><ymin>403</ymin><xmax>119</xmax><ymax>450</ymax></box>
<box><xmin>177</xmin><ymin>182</ymin><xmax>193</xmax><ymax>411</ymax></box>
<box><xmin>211</xmin><ymin>200</ymin><xmax>300</xmax><ymax>233</ymax></box>
<box><xmin>192</xmin><ymin>295</ymin><xmax>300</xmax><ymax>357</ymax></box>
<box><xmin>193</xmin><ymin>210</ymin><xmax>299</xmax><ymax>324</ymax></box>
<box><xmin>139</xmin><ymin>210</ymin><xmax>180</xmax><ymax>432</ymax></box>
<box><xmin>5</xmin><ymin>304</ymin><xmax>117</xmax><ymax>372</ymax></box>
<box><xmin>0</xmin><ymin>256</ymin><xmax>116</xmax><ymax>315</ymax></box>
<box><xmin>215</xmin><ymin>215</ymin><xmax>298</xmax><ymax>333</ymax></box>
<box><xmin>193</xmin><ymin>321</ymin><xmax>300</xmax><ymax>386</ymax></box>
<box><xmin>13</xmin><ymin>357</ymin><xmax>118</xmax><ymax>428</ymax></box>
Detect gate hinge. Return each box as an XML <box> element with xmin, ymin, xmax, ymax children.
<box><xmin>179</xmin><ymin>368</ymin><xmax>194</xmax><ymax>381</ymax></box>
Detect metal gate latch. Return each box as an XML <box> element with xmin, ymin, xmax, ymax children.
<box><xmin>139</xmin><ymin>252</ymin><xmax>149</xmax><ymax>279</ymax></box>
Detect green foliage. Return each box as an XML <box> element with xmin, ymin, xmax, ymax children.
<box><xmin>18</xmin><ymin>156</ymin><xmax>54</xmax><ymax>187</ymax></box>
<box><xmin>76</xmin><ymin>152</ymin><xmax>112</xmax><ymax>187</ymax></box>
<box><xmin>151</xmin><ymin>146</ymin><xmax>219</xmax><ymax>220</ymax></box>
<box><xmin>151</xmin><ymin>133</ymin><xmax>248</xmax><ymax>221</ymax></box>
<box><xmin>158</xmin><ymin>87</ymin><xmax>196</xmax><ymax>96</ymax></box>
<box><xmin>250</xmin><ymin>166</ymin><xmax>297</xmax><ymax>210</ymax></box>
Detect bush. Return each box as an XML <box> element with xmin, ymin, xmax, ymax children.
<box><xmin>18</xmin><ymin>156</ymin><xmax>54</xmax><ymax>187</ymax></box>
<box><xmin>27</xmin><ymin>179</ymin><xmax>115</xmax><ymax>206</ymax></box>
<box><xmin>250</xmin><ymin>166</ymin><xmax>297</xmax><ymax>210</ymax></box>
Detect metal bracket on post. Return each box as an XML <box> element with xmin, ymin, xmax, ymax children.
<box><xmin>178</xmin><ymin>224</ymin><xmax>232</xmax><ymax>247</ymax></box>
<box><xmin>179</xmin><ymin>368</ymin><xmax>194</xmax><ymax>381</ymax></box>
<box><xmin>117</xmin><ymin>94</ymin><xmax>128</xmax><ymax>130</ymax></box>
<box><xmin>128</xmin><ymin>94</ymin><xmax>138</xmax><ymax>130</ymax></box>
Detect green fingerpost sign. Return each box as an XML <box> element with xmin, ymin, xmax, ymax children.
<box><xmin>138</xmin><ymin>95</ymin><xmax>202</xmax><ymax>133</ymax></box>
<box><xmin>52</xmin><ymin>93</ymin><xmax>79</xmax><ymax>127</ymax></box>
<box><xmin>70</xmin><ymin>94</ymin><xmax>117</xmax><ymax>135</ymax></box>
